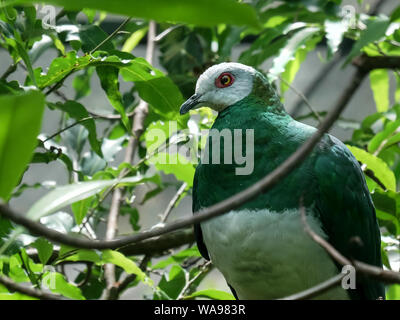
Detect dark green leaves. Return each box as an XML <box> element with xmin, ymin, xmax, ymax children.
<box><xmin>31</xmin><ymin>238</ymin><xmax>53</xmax><ymax>264</ymax></box>
<box><xmin>79</xmin><ymin>25</ymin><xmax>115</xmax><ymax>53</ymax></box>
<box><xmin>0</xmin><ymin>90</ymin><xmax>45</xmax><ymax>200</ymax></box>
<box><xmin>96</xmin><ymin>66</ymin><xmax>131</xmax><ymax>131</ymax></box>
<box><xmin>121</xmin><ymin>58</ymin><xmax>187</xmax><ymax>128</ymax></box>
<box><xmin>347</xmin><ymin>145</ymin><xmax>396</xmax><ymax>191</ymax></box>
<box><xmin>14</xmin><ymin>0</ymin><xmax>261</xmax><ymax>29</ymax></box>
<box><xmin>345</xmin><ymin>16</ymin><xmax>391</xmax><ymax>65</ymax></box>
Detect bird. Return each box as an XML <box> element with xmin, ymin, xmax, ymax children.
<box><xmin>179</xmin><ymin>62</ymin><xmax>385</xmax><ymax>300</ymax></box>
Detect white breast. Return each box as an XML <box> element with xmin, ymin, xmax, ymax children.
<box><xmin>201</xmin><ymin>209</ymin><xmax>349</xmax><ymax>300</ymax></box>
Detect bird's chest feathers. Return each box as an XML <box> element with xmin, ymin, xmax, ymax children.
<box><xmin>201</xmin><ymin>209</ymin><xmax>349</xmax><ymax>300</ymax></box>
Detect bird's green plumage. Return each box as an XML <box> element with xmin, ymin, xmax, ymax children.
<box><xmin>192</xmin><ymin>72</ymin><xmax>384</xmax><ymax>300</ymax></box>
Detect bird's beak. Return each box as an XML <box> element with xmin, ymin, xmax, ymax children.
<box><xmin>180</xmin><ymin>93</ymin><xmax>202</xmax><ymax>115</ymax></box>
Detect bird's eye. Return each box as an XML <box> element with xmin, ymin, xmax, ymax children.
<box><xmin>215</xmin><ymin>72</ymin><xmax>235</xmax><ymax>88</ymax></box>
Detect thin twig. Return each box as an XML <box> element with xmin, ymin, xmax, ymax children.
<box><xmin>178</xmin><ymin>261</ymin><xmax>212</xmax><ymax>300</ymax></box>
<box><xmin>89</xmin><ymin>17</ymin><xmax>132</xmax><ymax>54</ymax></box>
<box><xmin>159</xmin><ymin>182</ymin><xmax>188</xmax><ymax>223</ymax></box>
<box><xmin>43</xmin><ymin>117</ymin><xmax>94</xmax><ymax>142</ymax></box>
<box><xmin>299</xmin><ymin>198</ymin><xmax>400</xmax><ymax>286</ymax></box>
<box><xmin>278</xmin><ymin>74</ymin><xmax>322</xmax><ymax>124</ymax></box>
<box><xmin>0</xmin><ymin>62</ymin><xmax>18</xmax><ymax>80</ymax></box>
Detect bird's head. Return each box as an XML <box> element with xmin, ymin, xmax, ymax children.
<box><xmin>180</xmin><ymin>62</ymin><xmax>260</xmax><ymax>115</ymax></box>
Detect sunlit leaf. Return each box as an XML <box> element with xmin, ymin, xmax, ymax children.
<box><xmin>369</xmin><ymin>69</ymin><xmax>390</xmax><ymax>112</ymax></box>
<box><xmin>346</xmin><ymin>145</ymin><xmax>396</xmax><ymax>191</ymax></box>
<box><xmin>122</xmin><ymin>26</ymin><xmax>148</xmax><ymax>52</ymax></box>
<box><xmin>0</xmin><ymin>90</ymin><xmax>45</xmax><ymax>201</ymax></box>
<box><xmin>184</xmin><ymin>289</ymin><xmax>235</xmax><ymax>300</ymax></box>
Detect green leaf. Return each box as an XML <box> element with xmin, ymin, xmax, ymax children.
<box><xmin>121</xmin><ymin>58</ymin><xmax>187</xmax><ymax>128</ymax></box>
<box><xmin>72</xmin><ymin>67</ymin><xmax>94</xmax><ymax>100</ymax></box>
<box><xmin>101</xmin><ymin>250</ymin><xmax>148</xmax><ymax>283</ymax></box>
<box><xmin>96</xmin><ymin>66</ymin><xmax>131</xmax><ymax>131</ymax></box>
<box><xmin>0</xmin><ymin>90</ymin><xmax>45</xmax><ymax>201</ymax></box>
<box><xmin>122</xmin><ymin>26</ymin><xmax>148</xmax><ymax>53</ymax></box>
<box><xmin>149</xmin><ymin>153</ymin><xmax>195</xmax><ymax>187</ymax></box>
<box><xmin>184</xmin><ymin>289</ymin><xmax>235</xmax><ymax>300</ymax></box>
<box><xmin>269</xmin><ymin>27</ymin><xmax>320</xmax><ymax>81</ymax></box>
<box><xmin>15</xmin><ymin>41</ymin><xmax>37</xmax><ymax>87</ymax></box>
<box><xmin>44</xmin><ymin>272</ymin><xmax>85</xmax><ymax>300</ymax></box>
<box><xmin>52</xmin><ymin>101</ymin><xmax>103</xmax><ymax>156</ymax></box>
<box><xmin>71</xmin><ymin>197</ymin><xmax>93</xmax><ymax>225</ymax></box>
<box><xmin>152</xmin><ymin>247</ymin><xmax>201</xmax><ymax>269</ymax></box>
<box><xmin>368</xmin><ymin>119</ymin><xmax>400</xmax><ymax>154</ymax></box>
<box><xmin>26</xmin><ymin>173</ymin><xmax>156</xmax><ymax>221</ymax></box>
<box><xmin>79</xmin><ymin>25</ymin><xmax>115</xmax><ymax>53</ymax></box>
<box><xmin>386</xmin><ymin>284</ymin><xmax>400</xmax><ymax>300</ymax></box>
<box><xmin>14</xmin><ymin>0</ymin><xmax>261</xmax><ymax>29</ymax></box>
<box><xmin>369</xmin><ymin>69</ymin><xmax>390</xmax><ymax>112</ymax></box>
<box><xmin>158</xmin><ymin>265</ymin><xmax>186</xmax><ymax>300</ymax></box>
<box><xmin>31</xmin><ymin>238</ymin><xmax>53</xmax><ymax>265</ymax></box>
<box><xmin>239</xmin><ymin>24</ymin><xmax>290</xmax><ymax>66</ymax></box>
<box><xmin>346</xmin><ymin>145</ymin><xmax>396</xmax><ymax>191</ymax></box>
<box><xmin>391</xmin><ymin>5</ymin><xmax>400</xmax><ymax>22</ymax></box>
<box><xmin>145</xmin><ymin>120</ymin><xmax>178</xmax><ymax>152</ymax></box>
<box><xmin>345</xmin><ymin>16</ymin><xmax>390</xmax><ymax>65</ymax></box>
<box><xmin>37</xmin><ymin>51</ymin><xmax>130</xmax><ymax>89</ymax></box>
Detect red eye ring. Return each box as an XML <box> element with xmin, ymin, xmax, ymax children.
<box><xmin>215</xmin><ymin>72</ymin><xmax>235</xmax><ymax>88</ymax></box>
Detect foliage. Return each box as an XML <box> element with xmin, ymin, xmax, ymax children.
<box><xmin>0</xmin><ymin>0</ymin><xmax>399</xmax><ymax>300</ymax></box>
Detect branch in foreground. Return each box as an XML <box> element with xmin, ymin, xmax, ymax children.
<box><xmin>0</xmin><ymin>275</ymin><xmax>65</xmax><ymax>300</ymax></box>
<box><xmin>280</xmin><ymin>273</ymin><xmax>344</xmax><ymax>300</ymax></box>
<box><xmin>299</xmin><ymin>202</ymin><xmax>400</xmax><ymax>285</ymax></box>
<box><xmin>27</xmin><ymin>228</ymin><xmax>195</xmax><ymax>264</ymax></box>
<box><xmin>353</xmin><ymin>55</ymin><xmax>400</xmax><ymax>71</ymax></box>
<box><xmin>0</xmin><ymin>68</ymin><xmax>367</xmax><ymax>250</ymax></box>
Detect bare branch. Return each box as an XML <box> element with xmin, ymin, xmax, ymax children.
<box><xmin>353</xmin><ymin>55</ymin><xmax>400</xmax><ymax>72</ymax></box>
<box><xmin>160</xmin><ymin>182</ymin><xmax>188</xmax><ymax>223</ymax></box>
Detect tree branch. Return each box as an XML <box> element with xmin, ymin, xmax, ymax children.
<box><xmin>0</xmin><ymin>275</ymin><xmax>65</xmax><ymax>300</ymax></box>
<box><xmin>159</xmin><ymin>182</ymin><xmax>188</xmax><ymax>223</ymax></box>
<box><xmin>27</xmin><ymin>228</ymin><xmax>195</xmax><ymax>265</ymax></box>
<box><xmin>353</xmin><ymin>55</ymin><xmax>400</xmax><ymax>72</ymax></box>
<box><xmin>299</xmin><ymin>200</ymin><xmax>400</xmax><ymax>286</ymax></box>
